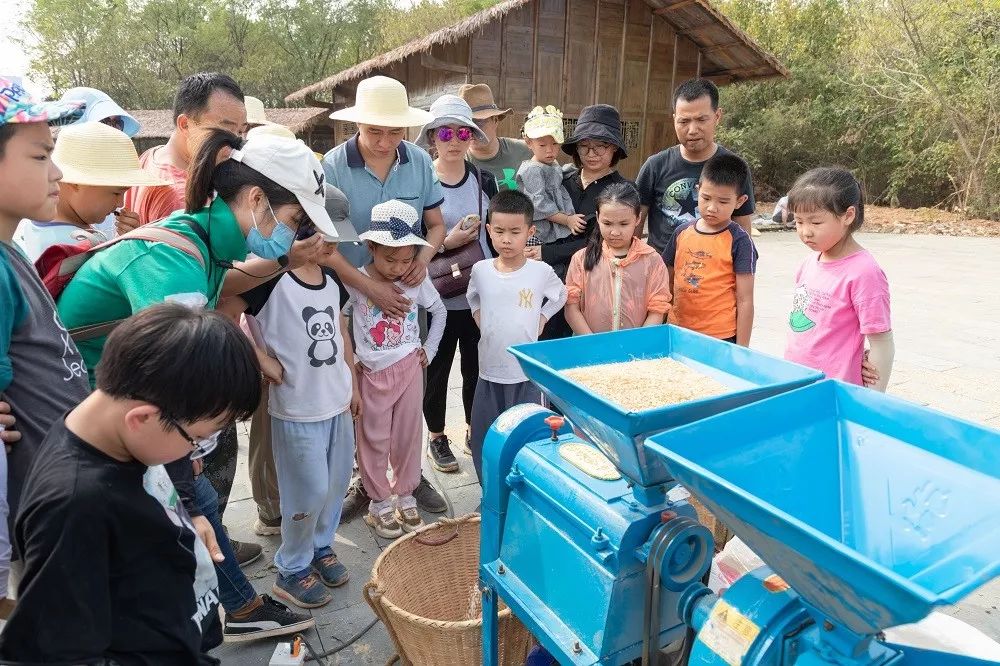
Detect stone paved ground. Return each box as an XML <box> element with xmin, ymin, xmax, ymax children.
<box><xmin>215</xmin><ymin>231</ymin><xmax>1000</xmax><ymax>664</ymax></box>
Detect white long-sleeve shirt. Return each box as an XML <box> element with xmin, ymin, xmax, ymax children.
<box><xmin>468</xmin><ymin>258</ymin><xmax>567</xmax><ymax>384</ymax></box>
<box><xmin>344</xmin><ymin>268</ymin><xmax>446</xmax><ymax>372</ymax></box>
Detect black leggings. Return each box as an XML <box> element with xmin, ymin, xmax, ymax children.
<box><xmin>423</xmin><ymin>308</ymin><xmax>480</xmax><ymax>434</ymax></box>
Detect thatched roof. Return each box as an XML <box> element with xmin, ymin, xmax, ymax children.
<box><xmin>285</xmin><ymin>0</ymin><xmax>787</xmax><ymax>104</ymax></box>
<box><xmin>130</xmin><ymin>107</ymin><xmax>330</xmax><ymax>139</ymax></box>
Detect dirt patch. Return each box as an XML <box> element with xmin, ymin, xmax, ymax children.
<box><xmin>758</xmin><ymin>202</ymin><xmax>1000</xmax><ymax>237</ymax></box>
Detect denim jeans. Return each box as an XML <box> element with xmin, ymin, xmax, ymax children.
<box><xmin>271</xmin><ymin>411</ymin><xmax>355</xmax><ymax>578</ymax></box>
<box><xmin>193</xmin><ymin>474</ymin><xmax>257</xmax><ymax>613</ymax></box>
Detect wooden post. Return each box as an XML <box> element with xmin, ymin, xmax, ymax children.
<box><xmin>531</xmin><ymin>0</ymin><xmax>540</xmax><ymax>107</ymax></box>
<box><xmin>592</xmin><ymin>0</ymin><xmax>601</xmax><ymax>105</ymax></box>
<box><xmin>639</xmin><ymin>12</ymin><xmax>655</xmax><ymax>158</ymax></box>
<box><xmin>561</xmin><ymin>0</ymin><xmax>571</xmax><ymax>108</ymax></box>
<box><xmin>669</xmin><ymin>31</ymin><xmax>679</xmax><ymax>145</ymax></box>
<box><xmin>696</xmin><ymin>49</ymin><xmax>702</xmax><ymax>77</ymax></box>
<box><xmin>499</xmin><ymin>10</ymin><xmax>507</xmax><ymax>116</ymax></box>
<box><xmin>466</xmin><ymin>36</ymin><xmax>473</xmax><ymax>84</ymax></box>
<box><xmin>615</xmin><ymin>0</ymin><xmax>630</xmax><ymax>108</ymax></box>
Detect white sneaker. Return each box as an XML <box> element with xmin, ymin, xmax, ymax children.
<box><xmin>364</xmin><ymin>507</ymin><xmax>403</xmax><ymax>539</ymax></box>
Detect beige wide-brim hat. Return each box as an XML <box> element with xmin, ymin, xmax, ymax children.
<box><xmin>457</xmin><ymin>83</ymin><xmax>512</xmax><ymax>121</ymax></box>
<box><xmin>54</xmin><ymin>121</ymin><xmax>170</xmax><ymax>187</ymax></box>
<box><xmin>330</xmin><ymin>76</ymin><xmax>433</xmax><ymax>128</ymax></box>
<box><xmin>244</xmin><ymin>96</ymin><xmax>269</xmax><ymax>126</ymax></box>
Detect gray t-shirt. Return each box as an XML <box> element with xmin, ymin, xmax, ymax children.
<box><xmin>0</xmin><ymin>243</ymin><xmax>90</xmax><ymax>540</ymax></box>
<box><xmin>439</xmin><ymin>167</ymin><xmax>491</xmax><ymax>311</ymax></box>
<box><xmin>468</xmin><ymin>138</ymin><xmax>533</xmax><ymax>191</ymax></box>
<box><xmin>516</xmin><ymin>160</ymin><xmax>575</xmax><ymax>244</ymax></box>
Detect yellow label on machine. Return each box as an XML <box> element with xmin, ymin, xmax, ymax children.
<box><xmin>699</xmin><ymin>599</ymin><xmax>761</xmax><ymax>666</ymax></box>
<box><xmin>558</xmin><ymin>443</ymin><xmax>621</xmax><ymax>480</ymax></box>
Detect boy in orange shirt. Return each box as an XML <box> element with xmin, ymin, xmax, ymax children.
<box><xmin>662</xmin><ymin>153</ymin><xmax>757</xmax><ymax>345</ymax></box>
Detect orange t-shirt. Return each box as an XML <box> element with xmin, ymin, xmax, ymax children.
<box><xmin>565</xmin><ymin>237</ymin><xmax>672</xmax><ymax>333</ymax></box>
<box><xmin>124</xmin><ymin>146</ymin><xmax>187</xmax><ymax>225</ymax></box>
<box><xmin>663</xmin><ymin>220</ymin><xmax>757</xmax><ymax>339</ymax></box>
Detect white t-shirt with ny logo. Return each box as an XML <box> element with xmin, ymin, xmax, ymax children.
<box><xmin>467</xmin><ymin>258</ymin><xmax>567</xmax><ymax>384</ymax></box>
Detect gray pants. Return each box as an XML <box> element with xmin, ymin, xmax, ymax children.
<box><xmin>469</xmin><ymin>378</ymin><xmax>541</xmax><ymax>484</ymax></box>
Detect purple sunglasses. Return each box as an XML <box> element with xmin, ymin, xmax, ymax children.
<box><xmin>436</xmin><ymin>126</ymin><xmax>474</xmax><ymax>143</ymax></box>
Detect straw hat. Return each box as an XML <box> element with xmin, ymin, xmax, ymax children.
<box><xmin>457</xmin><ymin>83</ymin><xmax>512</xmax><ymax>121</ymax></box>
<box><xmin>330</xmin><ymin>76</ymin><xmax>432</xmax><ymax>128</ymax></box>
<box><xmin>416</xmin><ymin>95</ymin><xmax>488</xmax><ymax>149</ymax></box>
<box><xmin>359</xmin><ymin>200</ymin><xmax>429</xmax><ymax>248</ymax></box>
<box><xmin>53</xmin><ymin>121</ymin><xmax>170</xmax><ymax>187</ymax></box>
<box><xmin>244</xmin><ymin>96</ymin><xmax>269</xmax><ymax>126</ymax></box>
<box><xmin>247</xmin><ymin>123</ymin><xmax>295</xmax><ymax>141</ymax></box>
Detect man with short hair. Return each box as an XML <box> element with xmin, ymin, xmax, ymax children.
<box><xmin>460</xmin><ymin>83</ymin><xmax>532</xmax><ymax>191</ymax></box>
<box><xmin>122</xmin><ymin>72</ymin><xmax>247</xmax><ymax>228</ymax></box>
<box><xmin>637</xmin><ymin>78</ymin><xmax>756</xmax><ymax>253</ymax></box>
<box><xmin>321</xmin><ymin>75</ymin><xmax>450</xmax><ymax>517</ymax></box>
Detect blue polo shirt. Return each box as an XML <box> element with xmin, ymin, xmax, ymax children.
<box><xmin>323</xmin><ymin>135</ymin><xmax>445</xmax><ymax>267</ymax></box>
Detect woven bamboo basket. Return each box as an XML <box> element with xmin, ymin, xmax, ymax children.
<box><xmin>363</xmin><ymin>514</ymin><xmax>533</xmax><ymax>666</ymax></box>
<box><xmin>689</xmin><ymin>495</ymin><xmax>734</xmax><ymax>553</ymax></box>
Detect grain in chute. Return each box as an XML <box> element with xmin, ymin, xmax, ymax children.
<box><xmin>561</xmin><ymin>357</ymin><xmax>728</xmax><ymax>412</ymax></box>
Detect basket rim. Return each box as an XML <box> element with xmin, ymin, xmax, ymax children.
<box><xmin>369</xmin><ymin>513</ymin><xmax>480</xmax><ymax>583</ymax></box>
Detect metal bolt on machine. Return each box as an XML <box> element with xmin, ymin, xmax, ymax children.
<box><xmin>478</xmin><ymin>326</ymin><xmax>1000</xmax><ymax>666</ymax></box>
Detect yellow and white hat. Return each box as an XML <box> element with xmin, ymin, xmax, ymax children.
<box><xmin>523</xmin><ymin>105</ymin><xmax>565</xmax><ymax>143</ymax></box>
<box><xmin>53</xmin><ymin>121</ymin><xmax>170</xmax><ymax>187</ymax></box>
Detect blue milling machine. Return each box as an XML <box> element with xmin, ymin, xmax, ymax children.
<box><xmin>479</xmin><ymin>326</ymin><xmax>1000</xmax><ymax>666</ymax></box>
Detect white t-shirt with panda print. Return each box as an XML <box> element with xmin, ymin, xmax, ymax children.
<box><xmin>242</xmin><ymin>267</ymin><xmax>353</xmax><ymax>422</ymax></box>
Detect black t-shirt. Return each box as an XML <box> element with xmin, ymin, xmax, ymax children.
<box><xmin>540</xmin><ymin>169</ymin><xmax>632</xmax><ymax>278</ymax></box>
<box><xmin>636</xmin><ymin>144</ymin><xmax>755</xmax><ymax>254</ymax></box>
<box><xmin>0</xmin><ymin>420</ymin><xmax>222</xmax><ymax>666</ymax></box>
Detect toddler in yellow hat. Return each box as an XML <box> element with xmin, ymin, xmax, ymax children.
<box><xmin>14</xmin><ymin>121</ymin><xmax>168</xmax><ymax>261</ymax></box>
<box><xmin>515</xmin><ymin>105</ymin><xmax>585</xmax><ymax>246</ymax></box>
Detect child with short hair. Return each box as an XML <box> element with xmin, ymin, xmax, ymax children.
<box><xmin>662</xmin><ymin>153</ymin><xmax>757</xmax><ymax>345</ymax></box>
<box><xmin>784</xmin><ymin>167</ymin><xmax>893</xmax><ymax>390</ymax></box>
<box><xmin>0</xmin><ymin>78</ymin><xmax>90</xmax><ymax>605</ymax></box>
<box><xmin>346</xmin><ymin>200</ymin><xmax>446</xmax><ymax>539</ymax></box>
<box><xmin>225</xmin><ymin>237</ymin><xmax>360</xmax><ymax>609</ymax></box>
<box><xmin>516</xmin><ymin>105</ymin><xmax>585</xmax><ymax>243</ymax></box>
<box><xmin>565</xmin><ymin>182</ymin><xmax>671</xmax><ymax>334</ymax></box>
<box><xmin>0</xmin><ymin>304</ymin><xmax>260</xmax><ymax>663</ymax></box>
<box><xmin>467</xmin><ymin>190</ymin><xmax>567</xmax><ymax>483</ymax></box>
<box><xmin>14</xmin><ymin>121</ymin><xmax>168</xmax><ymax>261</ymax></box>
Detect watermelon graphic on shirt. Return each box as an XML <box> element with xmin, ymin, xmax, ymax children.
<box><xmin>789</xmin><ymin>285</ymin><xmax>816</xmax><ymax>333</ymax></box>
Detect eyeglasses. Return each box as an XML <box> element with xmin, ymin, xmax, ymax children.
<box><xmin>436</xmin><ymin>126</ymin><xmax>474</xmax><ymax>143</ymax></box>
<box><xmin>169</xmin><ymin>420</ymin><xmax>222</xmax><ymax>460</ymax></box>
<box><xmin>100</xmin><ymin>116</ymin><xmax>125</xmax><ymax>132</ymax></box>
<box><xmin>578</xmin><ymin>142</ymin><xmax>613</xmax><ymax>156</ymax></box>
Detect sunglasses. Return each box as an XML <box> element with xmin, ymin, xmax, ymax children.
<box><xmin>169</xmin><ymin>419</ymin><xmax>222</xmax><ymax>460</ymax></box>
<box><xmin>436</xmin><ymin>126</ymin><xmax>474</xmax><ymax>143</ymax></box>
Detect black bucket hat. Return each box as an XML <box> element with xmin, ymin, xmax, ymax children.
<box><xmin>562</xmin><ymin>104</ymin><xmax>628</xmax><ymax>158</ymax></box>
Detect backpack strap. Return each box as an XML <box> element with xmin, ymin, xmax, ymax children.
<box><xmin>67</xmin><ymin>226</ymin><xmax>208</xmax><ymax>342</ymax></box>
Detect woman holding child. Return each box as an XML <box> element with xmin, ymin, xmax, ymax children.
<box><xmin>528</xmin><ymin>104</ymin><xmax>632</xmax><ymax>340</ymax></box>
<box><xmin>417</xmin><ymin>95</ymin><xmax>499</xmax><ymax>471</ymax></box>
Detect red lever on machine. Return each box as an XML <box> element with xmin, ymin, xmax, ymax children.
<box><xmin>544</xmin><ymin>415</ymin><xmax>565</xmax><ymax>440</ymax></box>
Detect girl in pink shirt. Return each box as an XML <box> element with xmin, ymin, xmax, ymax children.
<box><xmin>783</xmin><ymin>167</ymin><xmax>893</xmax><ymax>389</ymax></box>
<box><xmin>565</xmin><ymin>182</ymin><xmax>672</xmax><ymax>334</ymax></box>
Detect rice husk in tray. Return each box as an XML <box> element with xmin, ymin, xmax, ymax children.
<box><xmin>561</xmin><ymin>357</ymin><xmax>728</xmax><ymax>412</ymax></box>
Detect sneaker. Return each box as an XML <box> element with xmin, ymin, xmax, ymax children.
<box><xmin>463</xmin><ymin>428</ymin><xmax>472</xmax><ymax>456</ymax></box>
<box><xmin>427</xmin><ymin>435</ymin><xmax>459</xmax><ymax>473</ymax></box>
<box><xmin>231</xmin><ymin>538</ymin><xmax>263</xmax><ymax>568</ymax></box>
<box><xmin>396</xmin><ymin>505</ymin><xmax>425</xmax><ymax>533</ymax></box>
<box><xmin>312</xmin><ymin>553</ymin><xmax>349</xmax><ymax>587</ymax></box>
<box><xmin>223</xmin><ymin>594</ymin><xmax>315</xmax><ymax>643</ymax></box>
<box><xmin>340</xmin><ymin>477</ymin><xmax>370</xmax><ymax>524</ymax></box>
<box><xmin>272</xmin><ymin>571</ymin><xmax>332</xmax><ymax>609</ymax></box>
<box><xmin>414</xmin><ymin>475</ymin><xmax>448</xmax><ymax>514</ymax></box>
<box><xmin>364</xmin><ymin>507</ymin><xmax>403</xmax><ymax>539</ymax></box>
<box><xmin>254</xmin><ymin>514</ymin><xmax>281</xmax><ymax>537</ymax></box>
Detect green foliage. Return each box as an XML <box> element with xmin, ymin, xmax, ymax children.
<box><xmin>716</xmin><ymin>0</ymin><xmax>1000</xmax><ymax>218</ymax></box>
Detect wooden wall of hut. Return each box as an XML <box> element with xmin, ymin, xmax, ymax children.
<box><xmin>367</xmin><ymin>0</ymin><xmax>704</xmax><ymax>181</ymax></box>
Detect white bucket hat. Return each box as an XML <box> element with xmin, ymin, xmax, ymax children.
<box><xmin>359</xmin><ymin>200</ymin><xmax>429</xmax><ymax>248</ymax></box>
<box><xmin>330</xmin><ymin>76</ymin><xmax>433</xmax><ymax>128</ymax></box>
<box><xmin>53</xmin><ymin>121</ymin><xmax>170</xmax><ymax>187</ymax></box>
<box><xmin>244</xmin><ymin>96</ymin><xmax>269</xmax><ymax>126</ymax></box>
<box><xmin>61</xmin><ymin>87</ymin><xmax>140</xmax><ymax>137</ymax></box>
<box><xmin>229</xmin><ymin>134</ymin><xmax>339</xmax><ymax>241</ymax></box>
<box><xmin>416</xmin><ymin>95</ymin><xmax>488</xmax><ymax>149</ymax></box>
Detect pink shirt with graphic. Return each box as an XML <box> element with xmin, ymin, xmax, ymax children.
<box><xmin>784</xmin><ymin>249</ymin><xmax>891</xmax><ymax>385</ymax></box>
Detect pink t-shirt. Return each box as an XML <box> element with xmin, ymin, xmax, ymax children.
<box><xmin>784</xmin><ymin>249</ymin><xmax>891</xmax><ymax>385</ymax></box>
<box><xmin>123</xmin><ymin>146</ymin><xmax>187</xmax><ymax>225</ymax></box>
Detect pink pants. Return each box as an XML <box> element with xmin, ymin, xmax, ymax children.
<box><xmin>356</xmin><ymin>350</ymin><xmax>424</xmax><ymax>502</ymax></box>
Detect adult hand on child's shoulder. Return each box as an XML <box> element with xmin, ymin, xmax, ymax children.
<box><xmin>367</xmin><ymin>279</ymin><xmax>412</xmax><ymax>320</ymax></box>
<box><xmin>401</xmin><ymin>258</ymin><xmax>428</xmax><ymax>286</ymax></box>
<box><xmin>0</xmin><ymin>401</ymin><xmax>20</xmax><ymax>451</ymax></box>
<box><xmin>191</xmin><ymin>515</ymin><xmax>224</xmax><ymax>563</ymax></box>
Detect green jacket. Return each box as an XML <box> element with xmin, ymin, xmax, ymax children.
<box><xmin>57</xmin><ymin>197</ymin><xmax>248</xmax><ymax>385</ymax></box>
